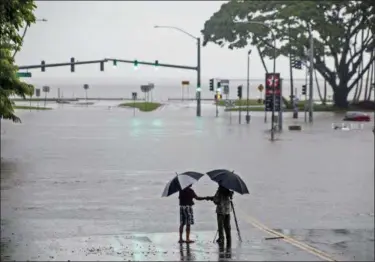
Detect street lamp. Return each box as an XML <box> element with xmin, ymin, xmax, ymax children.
<box><xmin>235</xmin><ymin>21</ymin><xmax>277</xmax><ymax>140</ymax></box>
<box><xmin>13</xmin><ymin>18</ymin><xmax>48</xmax><ymax>59</ymax></box>
<box><xmin>246</xmin><ymin>49</ymin><xmax>252</xmax><ymax>124</ymax></box>
<box><xmin>154</xmin><ymin>25</ymin><xmax>201</xmax><ymax>117</ymax></box>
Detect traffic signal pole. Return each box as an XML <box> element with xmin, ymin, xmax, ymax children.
<box><xmin>18</xmin><ymin>59</ymin><xmax>108</xmax><ymax>70</ymax></box>
<box><xmin>106</xmin><ymin>58</ymin><xmax>196</xmax><ymax>70</ymax></box>
<box><xmin>197</xmin><ymin>37</ymin><xmax>201</xmax><ymax>117</ymax></box>
<box><xmin>246</xmin><ymin>50</ymin><xmax>252</xmax><ymax>124</ymax></box>
<box><xmin>304</xmin><ymin>65</ymin><xmax>308</xmax><ymax>123</ymax></box>
<box><xmin>308</xmin><ymin>25</ymin><xmax>314</xmax><ymax>123</ymax></box>
<box><xmin>237</xmin><ymin>85</ymin><xmax>243</xmax><ymax>124</ymax></box>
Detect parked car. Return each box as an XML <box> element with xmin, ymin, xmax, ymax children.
<box><xmin>343</xmin><ymin>112</ymin><xmax>371</xmax><ymax>122</ymax></box>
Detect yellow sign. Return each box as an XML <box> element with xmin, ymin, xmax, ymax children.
<box><xmin>181</xmin><ymin>81</ymin><xmax>190</xmax><ymax>85</ymax></box>
<box><xmin>258</xmin><ymin>84</ymin><xmax>264</xmax><ymax>92</ymax></box>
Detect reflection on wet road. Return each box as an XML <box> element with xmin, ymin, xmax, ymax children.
<box><xmin>1</xmin><ymin>102</ymin><xmax>374</xmax><ymax>261</ymax></box>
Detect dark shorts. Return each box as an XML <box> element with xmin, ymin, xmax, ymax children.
<box><xmin>180</xmin><ymin>205</ymin><xmax>194</xmax><ymax>226</ymax></box>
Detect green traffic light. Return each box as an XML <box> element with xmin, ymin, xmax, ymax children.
<box><xmin>155</xmin><ymin>60</ymin><xmax>159</xmax><ymax>66</ymax></box>
<box><xmin>134</xmin><ymin>60</ymin><xmax>138</xmax><ymax>67</ymax></box>
<box><xmin>113</xmin><ymin>60</ymin><xmax>117</xmax><ymax>66</ymax></box>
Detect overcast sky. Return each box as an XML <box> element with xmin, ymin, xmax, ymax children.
<box><xmin>16</xmin><ymin>1</ymin><xmax>327</xmax><ymax>82</ymax></box>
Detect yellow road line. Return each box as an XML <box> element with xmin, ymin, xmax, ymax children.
<box><xmin>240</xmin><ymin>214</ymin><xmax>338</xmax><ymax>261</ymax></box>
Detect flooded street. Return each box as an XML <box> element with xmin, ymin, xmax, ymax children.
<box><xmin>1</xmin><ymin>102</ymin><xmax>374</xmax><ymax>261</ymax></box>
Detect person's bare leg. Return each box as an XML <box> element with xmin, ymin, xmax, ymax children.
<box><xmin>186</xmin><ymin>225</ymin><xmax>191</xmax><ymax>242</ymax></box>
<box><xmin>179</xmin><ymin>225</ymin><xmax>184</xmax><ymax>243</ymax></box>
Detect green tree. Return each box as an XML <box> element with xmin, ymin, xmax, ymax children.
<box><xmin>201</xmin><ymin>0</ymin><xmax>375</xmax><ymax>108</ymax></box>
<box><xmin>0</xmin><ymin>0</ymin><xmax>36</xmax><ymax>122</ymax></box>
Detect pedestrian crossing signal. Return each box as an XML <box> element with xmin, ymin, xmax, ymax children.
<box><xmin>302</xmin><ymin>84</ymin><xmax>307</xmax><ymax>95</ymax></box>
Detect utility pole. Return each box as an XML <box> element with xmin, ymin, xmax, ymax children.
<box><xmin>154</xmin><ymin>25</ymin><xmax>201</xmax><ymax>117</ymax></box>
<box><xmin>288</xmin><ymin>23</ymin><xmax>295</xmax><ymax>105</ymax></box>
<box><xmin>197</xmin><ymin>37</ymin><xmax>201</xmax><ymax>117</ymax></box>
<box><xmin>246</xmin><ymin>50</ymin><xmax>252</xmax><ymax>124</ymax></box>
<box><xmin>308</xmin><ymin>25</ymin><xmax>314</xmax><ymax>123</ymax></box>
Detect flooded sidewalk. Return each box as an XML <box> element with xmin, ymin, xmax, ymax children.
<box><xmin>1</xmin><ymin>228</ymin><xmax>330</xmax><ymax>261</ymax></box>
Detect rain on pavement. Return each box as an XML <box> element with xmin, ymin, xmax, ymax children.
<box><xmin>1</xmin><ymin>101</ymin><xmax>374</xmax><ymax>261</ymax></box>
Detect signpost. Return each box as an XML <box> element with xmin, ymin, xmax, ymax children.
<box><xmin>132</xmin><ymin>92</ymin><xmax>137</xmax><ymax>116</ymax></box>
<box><xmin>265</xmin><ymin>73</ymin><xmax>281</xmax><ymax>140</ymax></box>
<box><xmin>258</xmin><ymin>84</ymin><xmax>264</xmax><ymax>93</ymax></box>
<box><xmin>223</xmin><ymin>85</ymin><xmax>229</xmax><ymax>95</ymax></box>
<box><xmin>226</xmin><ymin>100</ymin><xmax>235</xmax><ymax>124</ymax></box>
<box><xmin>148</xmin><ymin>83</ymin><xmax>155</xmax><ymax>101</ymax></box>
<box><xmin>278</xmin><ymin>79</ymin><xmax>283</xmax><ymax>131</ymax></box>
<box><xmin>42</xmin><ymin>86</ymin><xmax>50</xmax><ymax>108</ymax></box>
<box><xmin>181</xmin><ymin>80</ymin><xmax>190</xmax><ymax>101</ymax></box>
<box><xmin>83</xmin><ymin>84</ymin><xmax>89</xmax><ymax>102</ymax></box>
<box><xmin>140</xmin><ymin>84</ymin><xmax>152</xmax><ymax>111</ymax></box>
<box><xmin>35</xmin><ymin>88</ymin><xmax>40</xmax><ymax>109</ymax></box>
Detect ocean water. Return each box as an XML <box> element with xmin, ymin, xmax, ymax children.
<box><xmin>14</xmin><ymin>77</ymin><xmax>372</xmax><ymax>101</ymax></box>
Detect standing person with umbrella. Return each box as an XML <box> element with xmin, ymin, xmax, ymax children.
<box><xmin>207</xmin><ymin>185</ymin><xmax>234</xmax><ymax>246</ymax></box>
<box><xmin>178</xmin><ymin>185</ymin><xmax>207</xmax><ymax>243</ymax></box>
<box><xmin>161</xmin><ymin>171</ymin><xmax>209</xmax><ymax>244</ymax></box>
<box><xmin>206</xmin><ymin>169</ymin><xmax>250</xmax><ymax>244</ymax></box>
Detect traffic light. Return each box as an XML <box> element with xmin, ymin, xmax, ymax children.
<box><xmin>217</xmin><ymin>82</ymin><xmax>221</xmax><ymax>93</ymax></box>
<box><xmin>155</xmin><ymin>60</ymin><xmax>159</xmax><ymax>67</ymax></box>
<box><xmin>113</xmin><ymin>59</ymin><xmax>117</xmax><ymax>67</ymax></box>
<box><xmin>237</xmin><ymin>85</ymin><xmax>243</xmax><ymax>99</ymax></box>
<box><xmin>197</xmin><ymin>84</ymin><xmax>201</xmax><ymax>92</ymax></box>
<box><xmin>134</xmin><ymin>59</ymin><xmax>138</xmax><ymax>69</ymax></box>
<box><xmin>41</xmin><ymin>60</ymin><xmax>45</xmax><ymax>72</ymax></box>
<box><xmin>214</xmin><ymin>94</ymin><xmax>222</xmax><ymax>100</ymax></box>
<box><xmin>100</xmin><ymin>61</ymin><xmax>104</xmax><ymax>71</ymax></box>
<box><xmin>302</xmin><ymin>84</ymin><xmax>307</xmax><ymax>95</ymax></box>
<box><xmin>70</xmin><ymin>57</ymin><xmax>75</xmax><ymax>72</ymax></box>
<box><xmin>209</xmin><ymin>79</ymin><xmax>214</xmax><ymax>91</ymax></box>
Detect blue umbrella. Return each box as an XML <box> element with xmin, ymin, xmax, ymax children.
<box><xmin>162</xmin><ymin>171</ymin><xmax>205</xmax><ymax>197</ymax></box>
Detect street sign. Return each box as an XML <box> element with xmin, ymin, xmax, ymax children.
<box><xmin>35</xmin><ymin>89</ymin><xmax>41</xmax><ymax>97</ymax></box>
<box><xmin>258</xmin><ymin>84</ymin><xmax>264</xmax><ymax>92</ymax></box>
<box><xmin>83</xmin><ymin>84</ymin><xmax>89</xmax><ymax>90</ymax></box>
<box><xmin>132</xmin><ymin>92</ymin><xmax>137</xmax><ymax>99</ymax></box>
<box><xmin>181</xmin><ymin>80</ymin><xmax>190</xmax><ymax>85</ymax></box>
<box><xmin>42</xmin><ymin>86</ymin><xmax>50</xmax><ymax>93</ymax></box>
<box><xmin>148</xmin><ymin>83</ymin><xmax>155</xmax><ymax>90</ymax></box>
<box><xmin>220</xmin><ymin>79</ymin><xmax>229</xmax><ymax>84</ymax></box>
<box><xmin>223</xmin><ymin>85</ymin><xmax>229</xmax><ymax>95</ymax></box>
<box><xmin>140</xmin><ymin>85</ymin><xmax>151</xmax><ymax>93</ymax></box>
<box><xmin>16</xmin><ymin>72</ymin><xmax>32</xmax><ymax>78</ymax></box>
<box><xmin>265</xmin><ymin>73</ymin><xmax>281</xmax><ymax>112</ymax></box>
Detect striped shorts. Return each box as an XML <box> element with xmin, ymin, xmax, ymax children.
<box><xmin>180</xmin><ymin>205</ymin><xmax>194</xmax><ymax>226</ymax></box>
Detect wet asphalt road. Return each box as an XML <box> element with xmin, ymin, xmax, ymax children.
<box><xmin>1</xmin><ymin>101</ymin><xmax>374</xmax><ymax>261</ymax></box>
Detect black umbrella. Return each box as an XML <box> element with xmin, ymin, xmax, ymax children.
<box><xmin>206</xmin><ymin>169</ymin><xmax>249</xmax><ymax>195</ymax></box>
<box><xmin>162</xmin><ymin>171</ymin><xmax>205</xmax><ymax>197</ymax></box>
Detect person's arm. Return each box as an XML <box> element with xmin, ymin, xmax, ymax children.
<box><xmin>212</xmin><ymin>191</ymin><xmax>220</xmax><ymax>205</ymax></box>
<box><xmin>190</xmin><ymin>189</ymin><xmax>205</xmax><ymax>201</ymax></box>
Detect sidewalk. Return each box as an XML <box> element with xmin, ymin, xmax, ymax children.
<box><xmin>2</xmin><ymin>229</ymin><xmax>325</xmax><ymax>261</ymax></box>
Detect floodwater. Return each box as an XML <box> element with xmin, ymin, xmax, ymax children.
<box><xmin>1</xmin><ymin>101</ymin><xmax>374</xmax><ymax>261</ymax></box>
